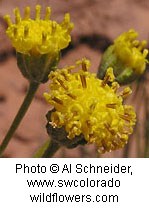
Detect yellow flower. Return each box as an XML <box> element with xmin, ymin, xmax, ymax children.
<box><xmin>44</xmin><ymin>58</ymin><xmax>136</xmax><ymax>153</ymax></box>
<box><xmin>4</xmin><ymin>5</ymin><xmax>73</xmax><ymax>55</ymax></box>
<box><xmin>98</xmin><ymin>29</ymin><xmax>148</xmax><ymax>84</ymax></box>
<box><xmin>114</xmin><ymin>29</ymin><xmax>148</xmax><ymax>74</ymax></box>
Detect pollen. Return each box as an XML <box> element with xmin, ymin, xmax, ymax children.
<box><xmin>4</xmin><ymin>5</ymin><xmax>74</xmax><ymax>55</ymax></box>
<box><xmin>44</xmin><ymin>58</ymin><xmax>136</xmax><ymax>153</ymax></box>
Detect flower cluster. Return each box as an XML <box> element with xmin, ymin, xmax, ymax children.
<box><xmin>113</xmin><ymin>29</ymin><xmax>148</xmax><ymax>74</ymax></box>
<box><xmin>4</xmin><ymin>5</ymin><xmax>73</xmax><ymax>55</ymax></box>
<box><xmin>44</xmin><ymin>59</ymin><xmax>136</xmax><ymax>153</ymax></box>
<box><xmin>1</xmin><ymin>5</ymin><xmax>140</xmax><ymax>157</ymax></box>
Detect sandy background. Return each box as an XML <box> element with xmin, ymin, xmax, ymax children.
<box><xmin>0</xmin><ymin>0</ymin><xmax>149</xmax><ymax>157</ymax></box>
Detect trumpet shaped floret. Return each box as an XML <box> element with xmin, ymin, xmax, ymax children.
<box><xmin>4</xmin><ymin>5</ymin><xmax>74</xmax><ymax>55</ymax></box>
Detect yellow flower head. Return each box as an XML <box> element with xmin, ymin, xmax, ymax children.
<box><xmin>114</xmin><ymin>29</ymin><xmax>148</xmax><ymax>74</ymax></box>
<box><xmin>44</xmin><ymin>58</ymin><xmax>136</xmax><ymax>153</ymax></box>
<box><xmin>4</xmin><ymin>5</ymin><xmax>73</xmax><ymax>55</ymax></box>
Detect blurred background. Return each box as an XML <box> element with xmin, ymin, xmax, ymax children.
<box><xmin>0</xmin><ymin>0</ymin><xmax>149</xmax><ymax>157</ymax></box>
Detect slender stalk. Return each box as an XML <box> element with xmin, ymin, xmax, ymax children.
<box><xmin>0</xmin><ymin>81</ymin><xmax>39</xmax><ymax>156</ymax></box>
<box><xmin>42</xmin><ymin>139</ymin><xmax>60</xmax><ymax>158</ymax></box>
<box><xmin>33</xmin><ymin>139</ymin><xmax>51</xmax><ymax>158</ymax></box>
<box><xmin>136</xmin><ymin>123</ymin><xmax>142</xmax><ymax>158</ymax></box>
<box><xmin>144</xmin><ymin>97</ymin><xmax>149</xmax><ymax>158</ymax></box>
<box><xmin>134</xmin><ymin>81</ymin><xmax>142</xmax><ymax>158</ymax></box>
<box><xmin>122</xmin><ymin>140</ymin><xmax>130</xmax><ymax>158</ymax></box>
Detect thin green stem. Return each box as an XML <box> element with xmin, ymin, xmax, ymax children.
<box><xmin>0</xmin><ymin>81</ymin><xmax>39</xmax><ymax>156</ymax></box>
<box><xmin>144</xmin><ymin>97</ymin><xmax>149</xmax><ymax>158</ymax></box>
<box><xmin>33</xmin><ymin>139</ymin><xmax>51</xmax><ymax>158</ymax></box>
<box><xmin>33</xmin><ymin>138</ymin><xmax>60</xmax><ymax>158</ymax></box>
<box><xmin>136</xmin><ymin>123</ymin><xmax>142</xmax><ymax>158</ymax></box>
<box><xmin>42</xmin><ymin>139</ymin><xmax>60</xmax><ymax>158</ymax></box>
<box><xmin>122</xmin><ymin>144</ymin><xmax>129</xmax><ymax>158</ymax></box>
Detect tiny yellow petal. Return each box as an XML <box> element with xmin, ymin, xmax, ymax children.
<box><xmin>4</xmin><ymin>15</ymin><xmax>12</xmax><ymax>26</ymax></box>
<box><xmin>24</xmin><ymin>7</ymin><xmax>30</xmax><ymax>20</ymax></box>
<box><xmin>14</xmin><ymin>8</ymin><xmax>21</xmax><ymax>24</ymax></box>
<box><xmin>35</xmin><ymin>5</ymin><xmax>41</xmax><ymax>20</ymax></box>
<box><xmin>44</xmin><ymin>7</ymin><xmax>51</xmax><ymax>20</ymax></box>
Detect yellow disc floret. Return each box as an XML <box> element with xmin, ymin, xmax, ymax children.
<box><xmin>44</xmin><ymin>58</ymin><xmax>136</xmax><ymax>153</ymax></box>
<box><xmin>114</xmin><ymin>29</ymin><xmax>148</xmax><ymax>74</ymax></box>
<box><xmin>4</xmin><ymin>5</ymin><xmax>74</xmax><ymax>55</ymax></box>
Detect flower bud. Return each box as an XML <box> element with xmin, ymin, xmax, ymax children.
<box><xmin>98</xmin><ymin>29</ymin><xmax>148</xmax><ymax>85</ymax></box>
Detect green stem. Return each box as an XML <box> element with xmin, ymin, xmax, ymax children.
<box><xmin>33</xmin><ymin>138</ymin><xmax>60</xmax><ymax>158</ymax></box>
<box><xmin>144</xmin><ymin>97</ymin><xmax>149</xmax><ymax>158</ymax></box>
<box><xmin>42</xmin><ymin>139</ymin><xmax>60</xmax><ymax>158</ymax></box>
<box><xmin>122</xmin><ymin>140</ymin><xmax>130</xmax><ymax>158</ymax></box>
<box><xmin>0</xmin><ymin>81</ymin><xmax>39</xmax><ymax>156</ymax></box>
